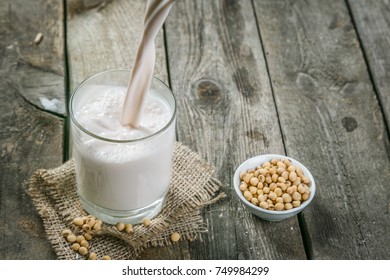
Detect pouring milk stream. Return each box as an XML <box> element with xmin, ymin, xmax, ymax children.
<box><xmin>121</xmin><ymin>0</ymin><xmax>176</xmax><ymax>127</ymax></box>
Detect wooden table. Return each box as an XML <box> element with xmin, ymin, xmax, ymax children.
<box><xmin>1</xmin><ymin>0</ymin><xmax>389</xmax><ymax>260</ymax></box>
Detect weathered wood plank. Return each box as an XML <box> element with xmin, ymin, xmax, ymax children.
<box><xmin>4</xmin><ymin>0</ymin><xmax>66</xmax><ymax>116</ymax></box>
<box><xmin>253</xmin><ymin>0</ymin><xmax>390</xmax><ymax>259</ymax></box>
<box><xmin>347</xmin><ymin>0</ymin><xmax>390</xmax><ymax>128</ymax></box>
<box><xmin>67</xmin><ymin>0</ymin><xmax>167</xmax><ymax>90</ymax></box>
<box><xmin>66</xmin><ymin>0</ymin><xmax>189</xmax><ymax>259</ymax></box>
<box><xmin>0</xmin><ymin>0</ymin><xmax>64</xmax><ymax>259</ymax></box>
<box><xmin>165</xmin><ymin>0</ymin><xmax>306</xmax><ymax>259</ymax></box>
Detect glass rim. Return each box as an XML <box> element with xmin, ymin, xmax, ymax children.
<box><xmin>69</xmin><ymin>69</ymin><xmax>177</xmax><ymax>144</ymax></box>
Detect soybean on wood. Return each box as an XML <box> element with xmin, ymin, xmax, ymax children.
<box><xmin>253</xmin><ymin>0</ymin><xmax>390</xmax><ymax>259</ymax></box>
<box><xmin>165</xmin><ymin>0</ymin><xmax>306</xmax><ymax>259</ymax></box>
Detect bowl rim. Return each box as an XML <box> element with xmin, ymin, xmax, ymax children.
<box><xmin>234</xmin><ymin>154</ymin><xmax>316</xmax><ymax>216</ymax></box>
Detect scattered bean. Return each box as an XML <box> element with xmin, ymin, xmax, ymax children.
<box><xmin>143</xmin><ymin>218</ymin><xmax>151</xmax><ymax>227</ymax></box>
<box><xmin>93</xmin><ymin>220</ymin><xmax>102</xmax><ymax>230</ymax></box>
<box><xmin>88</xmin><ymin>253</ymin><xmax>97</xmax><ymax>260</ymax></box>
<box><xmin>84</xmin><ymin>233</ymin><xmax>93</xmax><ymax>241</ymax></box>
<box><xmin>80</xmin><ymin>240</ymin><xmax>89</xmax><ymax>248</ymax></box>
<box><xmin>86</xmin><ymin>217</ymin><xmax>96</xmax><ymax>227</ymax></box>
<box><xmin>78</xmin><ymin>246</ymin><xmax>88</xmax><ymax>256</ymax></box>
<box><xmin>72</xmin><ymin>217</ymin><xmax>84</xmax><ymax>227</ymax></box>
<box><xmin>170</xmin><ymin>232</ymin><xmax>181</xmax><ymax>242</ymax></box>
<box><xmin>61</xmin><ymin>229</ymin><xmax>72</xmax><ymax>237</ymax></box>
<box><xmin>116</xmin><ymin>222</ymin><xmax>125</xmax><ymax>231</ymax></box>
<box><xmin>67</xmin><ymin>234</ymin><xmax>77</xmax><ymax>243</ymax></box>
<box><xmin>76</xmin><ymin>235</ymin><xmax>85</xmax><ymax>244</ymax></box>
<box><xmin>82</xmin><ymin>224</ymin><xmax>91</xmax><ymax>232</ymax></box>
<box><xmin>71</xmin><ymin>243</ymin><xmax>80</xmax><ymax>251</ymax></box>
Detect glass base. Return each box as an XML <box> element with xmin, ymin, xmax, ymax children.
<box><xmin>78</xmin><ymin>192</ymin><xmax>168</xmax><ymax>225</ymax></box>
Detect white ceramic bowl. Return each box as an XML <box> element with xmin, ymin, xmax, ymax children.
<box><xmin>234</xmin><ymin>154</ymin><xmax>315</xmax><ymax>222</ymax></box>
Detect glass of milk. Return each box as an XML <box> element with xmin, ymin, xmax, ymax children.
<box><xmin>69</xmin><ymin>69</ymin><xmax>176</xmax><ymax>225</ymax></box>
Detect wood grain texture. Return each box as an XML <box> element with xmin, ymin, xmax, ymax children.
<box><xmin>66</xmin><ymin>0</ymin><xmax>190</xmax><ymax>259</ymax></box>
<box><xmin>253</xmin><ymin>0</ymin><xmax>390</xmax><ymax>259</ymax></box>
<box><xmin>0</xmin><ymin>0</ymin><xmax>64</xmax><ymax>259</ymax></box>
<box><xmin>347</xmin><ymin>0</ymin><xmax>390</xmax><ymax>128</ymax></box>
<box><xmin>3</xmin><ymin>0</ymin><xmax>66</xmax><ymax>116</ymax></box>
<box><xmin>165</xmin><ymin>0</ymin><xmax>306</xmax><ymax>259</ymax></box>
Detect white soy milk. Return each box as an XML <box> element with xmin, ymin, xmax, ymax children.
<box><xmin>70</xmin><ymin>77</ymin><xmax>176</xmax><ymax>223</ymax></box>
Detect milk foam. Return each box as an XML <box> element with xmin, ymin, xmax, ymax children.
<box><xmin>75</xmin><ymin>85</ymin><xmax>170</xmax><ymax>141</ymax></box>
<box><xmin>74</xmin><ymin>85</ymin><xmax>171</xmax><ymax>163</ymax></box>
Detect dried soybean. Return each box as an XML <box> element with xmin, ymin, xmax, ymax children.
<box><xmin>239</xmin><ymin>158</ymin><xmax>311</xmax><ymax>211</ymax></box>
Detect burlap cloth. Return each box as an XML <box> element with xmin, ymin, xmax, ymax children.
<box><xmin>28</xmin><ymin>142</ymin><xmax>225</xmax><ymax>260</ymax></box>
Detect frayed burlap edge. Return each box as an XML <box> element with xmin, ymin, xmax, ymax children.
<box><xmin>28</xmin><ymin>142</ymin><xmax>226</xmax><ymax>260</ymax></box>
